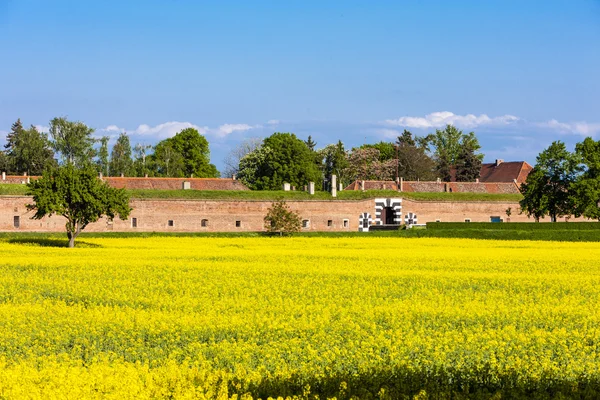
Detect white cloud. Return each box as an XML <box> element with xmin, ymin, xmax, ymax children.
<box><xmin>537</xmin><ymin>119</ymin><xmax>600</xmax><ymax>137</ymax></box>
<box><xmin>267</xmin><ymin>119</ymin><xmax>280</xmax><ymax>125</ymax></box>
<box><xmin>132</xmin><ymin>121</ymin><xmax>208</xmax><ymax>139</ymax></box>
<box><xmin>104</xmin><ymin>125</ymin><xmax>122</xmax><ymax>132</ymax></box>
<box><xmin>213</xmin><ymin>123</ymin><xmax>253</xmax><ymax>138</ymax></box>
<box><xmin>385</xmin><ymin>111</ymin><xmax>520</xmax><ymax>129</ymax></box>
<box><xmin>35</xmin><ymin>125</ymin><xmax>50</xmax><ymax>133</ymax></box>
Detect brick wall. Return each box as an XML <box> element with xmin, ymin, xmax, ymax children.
<box><xmin>2</xmin><ymin>196</ymin><xmax>581</xmax><ymax>233</ymax></box>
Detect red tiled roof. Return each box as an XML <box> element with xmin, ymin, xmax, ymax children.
<box><xmin>450</xmin><ymin>161</ymin><xmax>533</xmax><ymax>184</ymax></box>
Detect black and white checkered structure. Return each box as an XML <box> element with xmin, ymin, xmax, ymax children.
<box><xmin>358</xmin><ymin>212</ymin><xmax>373</xmax><ymax>232</ymax></box>
<box><xmin>404</xmin><ymin>212</ymin><xmax>418</xmax><ymax>226</ymax></box>
<box><xmin>374</xmin><ymin>198</ymin><xmax>402</xmax><ymax>225</ymax></box>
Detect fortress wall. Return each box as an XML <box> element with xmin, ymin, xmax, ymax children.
<box><xmin>1</xmin><ymin>196</ymin><xmax>573</xmax><ymax>233</ymax></box>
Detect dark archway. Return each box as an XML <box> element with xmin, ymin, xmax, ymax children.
<box><xmin>383</xmin><ymin>206</ymin><xmax>395</xmax><ymax>225</ymax></box>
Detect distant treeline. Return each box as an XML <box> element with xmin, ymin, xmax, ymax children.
<box><xmin>0</xmin><ymin>118</ymin><xmax>485</xmax><ymax>189</ymax></box>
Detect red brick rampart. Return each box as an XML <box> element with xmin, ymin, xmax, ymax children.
<box><xmin>1</xmin><ymin>195</ymin><xmax>574</xmax><ymax>233</ymax></box>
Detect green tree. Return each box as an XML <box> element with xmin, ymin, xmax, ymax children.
<box><xmin>425</xmin><ymin>125</ymin><xmax>483</xmax><ymax>180</ymax></box>
<box><xmin>0</xmin><ymin>150</ymin><xmax>11</xmax><ymax>173</ymax></box>
<box><xmin>5</xmin><ymin>119</ymin><xmax>25</xmax><ymax>154</ymax></box>
<box><xmin>361</xmin><ymin>141</ymin><xmax>396</xmax><ymax>162</ymax></box>
<box><xmin>395</xmin><ymin>130</ymin><xmax>436</xmax><ymax>181</ymax></box>
<box><xmin>133</xmin><ymin>143</ymin><xmax>152</xmax><ymax>177</ymax></box>
<box><xmin>151</xmin><ymin>142</ymin><xmax>186</xmax><ymax>177</ymax></box>
<box><xmin>264</xmin><ymin>200</ymin><xmax>302</xmax><ymax>235</ymax></box>
<box><xmin>238</xmin><ymin>133</ymin><xmax>321</xmax><ymax>190</ymax></box>
<box><xmin>109</xmin><ymin>132</ymin><xmax>133</xmax><ymax>177</ymax></box>
<box><xmin>572</xmin><ymin>137</ymin><xmax>600</xmax><ymax>220</ymax></box>
<box><xmin>344</xmin><ymin>147</ymin><xmax>396</xmax><ymax>182</ymax></box>
<box><xmin>305</xmin><ymin>135</ymin><xmax>317</xmax><ymax>151</ymax></box>
<box><xmin>152</xmin><ymin>128</ymin><xmax>218</xmax><ymax>178</ymax></box>
<box><xmin>520</xmin><ymin>141</ymin><xmax>581</xmax><ymax>222</ymax></box>
<box><xmin>4</xmin><ymin>124</ymin><xmax>55</xmax><ymax>175</ymax></box>
<box><xmin>319</xmin><ymin>141</ymin><xmax>349</xmax><ymax>187</ymax></box>
<box><xmin>96</xmin><ymin>136</ymin><xmax>110</xmax><ymax>176</ymax></box>
<box><xmin>455</xmin><ymin>141</ymin><xmax>483</xmax><ymax>182</ymax></box>
<box><xmin>49</xmin><ymin>117</ymin><xmax>96</xmax><ymax>166</ymax></box>
<box><xmin>26</xmin><ymin>164</ymin><xmax>130</xmax><ymax>247</ymax></box>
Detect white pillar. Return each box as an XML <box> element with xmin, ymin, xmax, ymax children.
<box><xmin>399</xmin><ymin>177</ymin><xmax>403</xmax><ymax>192</ymax></box>
<box><xmin>308</xmin><ymin>182</ymin><xmax>315</xmax><ymax>195</ymax></box>
<box><xmin>1</xmin><ymin>172</ymin><xmax>5</xmax><ymax>181</ymax></box>
<box><xmin>283</xmin><ymin>182</ymin><xmax>290</xmax><ymax>191</ymax></box>
<box><xmin>339</xmin><ymin>182</ymin><xmax>343</xmax><ymax>192</ymax></box>
<box><xmin>331</xmin><ymin>175</ymin><xmax>337</xmax><ymax>197</ymax></box>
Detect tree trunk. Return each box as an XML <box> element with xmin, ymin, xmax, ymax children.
<box><xmin>68</xmin><ymin>235</ymin><xmax>75</xmax><ymax>248</ymax></box>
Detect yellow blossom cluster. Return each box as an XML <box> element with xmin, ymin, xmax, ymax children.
<box><xmin>0</xmin><ymin>237</ymin><xmax>599</xmax><ymax>399</ymax></box>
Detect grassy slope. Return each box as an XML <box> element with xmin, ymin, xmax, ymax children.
<box><xmin>0</xmin><ymin>184</ymin><xmax>522</xmax><ymax>202</ymax></box>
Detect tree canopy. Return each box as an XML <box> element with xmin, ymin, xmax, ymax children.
<box><xmin>4</xmin><ymin>122</ymin><xmax>55</xmax><ymax>175</ymax></box>
<box><xmin>237</xmin><ymin>133</ymin><xmax>321</xmax><ymax>190</ymax></box>
<box><xmin>27</xmin><ymin>164</ymin><xmax>131</xmax><ymax>247</ymax></box>
<box><xmin>520</xmin><ymin>141</ymin><xmax>581</xmax><ymax>222</ymax></box>
<box><xmin>49</xmin><ymin>117</ymin><xmax>96</xmax><ymax>166</ymax></box>
<box><xmin>424</xmin><ymin>125</ymin><xmax>483</xmax><ymax>181</ymax></box>
<box><xmin>109</xmin><ymin>132</ymin><xmax>134</xmax><ymax>177</ymax></box>
<box><xmin>151</xmin><ymin>128</ymin><xmax>219</xmax><ymax>178</ymax></box>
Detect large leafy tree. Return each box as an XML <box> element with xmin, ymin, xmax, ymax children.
<box><xmin>520</xmin><ymin>141</ymin><xmax>581</xmax><ymax>222</ymax></box>
<box><xmin>152</xmin><ymin>128</ymin><xmax>219</xmax><ymax>178</ymax></box>
<box><xmin>151</xmin><ymin>142</ymin><xmax>186</xmax><ymax>177</ymax></box>
<box><xmin>360</xmin><ymin>141</ymin><xmax>396</xmax><ymax>162</ymax></box>
<box><xmin>319</xmin><ymin>141</ymin><xmax>349</xmax><ymax>187</ymax></box>
<box><xmin>109</xmin><ymin>132</ymin><xmax>134</xmax><ymax>177</ymax></box>
<box><xmin>395</xmin><ymin>130</ymin><xmax>436</xmax><ymax>181</ymax></box>
<box><xmin>344</xmin><ymin>147</ymin><xmax>396</xmax><ymax>182</ymax></box>
<box><xmin>4</xmin><ymin>122</ymin><xmax>55</xmax><ymax>175</ymax></box>
<box><xmin>425</xmin><ymin>125</ymin><xmax>483</xmax><ymax>180</ymax></box>
<box><xmin>455</xmin><ymin>140</ymin><xmax>483</xmax><ymax>182</ymax></box>
<box><xmin>238</xmin><ymin>133</ymin><xmax>321</xmax><ymax>190</ymax></box>
<box><xmin>572</xmin><ymin>137</ymin><xmax>600</xmax><ymax>220</ymax></box>
<box><xmin>133</xmin><ymin>143</ymin><xmax>153</xmax><ymax>177</ymax></box>
<box><xmin>5</xmin><ymin>119</ymin><xmax>25</xmax><ymax>155</ymax></box>
<box><xmin>27</xmin><ymin>164</ymin><xmax>130</xmax><ymax>247</ymax></box>
<box><xmin>49</xmin><ymin>117</ymin><xmax>96</xmax><ymax>166</ymax></box>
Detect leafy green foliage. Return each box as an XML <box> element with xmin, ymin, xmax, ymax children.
<box><xmin>455</xmin><ymin>140</ymin><xmax>482</xmax><ymax>182</ymax></box>
<box><xmin>238</xmin><ymin>133</ymin><xmax>321</xmax><ymax>190</ymax></box>
<box><xmin>572</xmin><ymin>137</ymin><xmax>600</xmax><ymax>220</ymax></box>
<box><xmin>96</xmin><ymin>136</ymin><xmax>110</xmax><ymax>176</ymax></box>
<box><xmin>3</xmin><ymin>119</ymin><xmax>55</xmax><ymax>175</ymax></box>
<box><xmin>319</xmin><ymin>141</ymin><xmax>349</xmax><ymax>187</ymax></box>
<box><xmin>49</xmin><ymin>117</ymin><xmax>96</xmax><ymax>166</ymax></box>
<box><xmin>424</xmin><ymin>125</ymin><xmax>483</xmax><ymax>181</ymax></box>
<box><xmin>263</xmin><ymin>200</ymin><xmax>302</xmax><ymax>235</ymax></box>
<box><xmin>109</xmin><ymin>132</ymin><xmax>134</xmax><ymax>177</ymax></box>
<box><xmin>520</xmin><ymin>141</ymin><xmax>581</xmax><ymax>222</ymax></box>
<box><xmin>395</xmin><ymin>130</ymin><xmax>436</xmax><ymax>181</ymax></box>
<box><xmin>360</xmin><ymin>141</ymin><xmax>396</xmax><ymax>162</ymax></box>
<box><xmin>26</xmin><ymin>164</ymin><xmax>131</xmax><ymax>247</ymax></box>
<box><xmin>151</xmin><ymin>128</ymin><xmax>218</xmax><ymax>178</ymax></box>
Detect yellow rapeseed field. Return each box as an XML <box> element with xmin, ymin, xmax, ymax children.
<box><xmin>0</xmin><ymin>236</ymin><xmax>599</xmax><ymax>399</ymax></box>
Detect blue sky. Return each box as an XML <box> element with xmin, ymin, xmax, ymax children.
<box><xmin>1</xmin><ymin>0</ymin><xmax>599</xmax><ymax>172</ymax></box>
